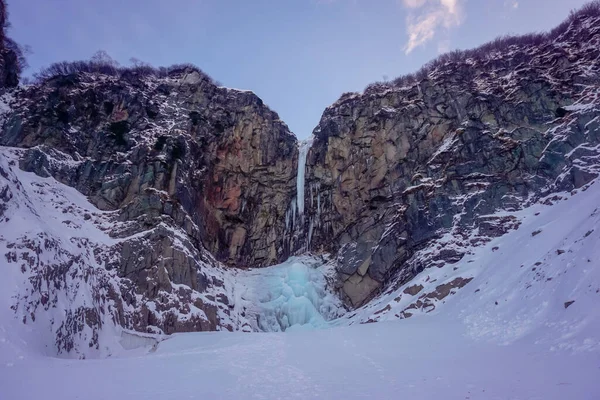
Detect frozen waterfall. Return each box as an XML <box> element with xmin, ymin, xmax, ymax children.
<box><xmin>296</xmin><ymin>138</ymin><xmax>313</xmax><ymax>217</ymax></box>
<box><xmin>283</xmin><ymin>138</ymin><xmax>314</xmax><ymax>253</ymax></box>
<box><xmin>238</xmin><ymin>256</ymin><xmax>344</xmax><ymax>332</ymax></box>
<box><xmin>238</xmin><ymin>139</ymin><xmax>341</xmax><ymax>332</ymax></box>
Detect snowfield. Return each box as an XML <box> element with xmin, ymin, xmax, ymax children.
<box><xmin>1</xmin><ymin>151</ymin><xmax>600</xmax><ymax>398</ymax></box>
<box><xmin>1</xmin><ymin>317</ymin><xmax>599</xmax><ymax>400</ymax></box>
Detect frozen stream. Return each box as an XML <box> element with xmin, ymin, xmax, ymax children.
<box><xmin>236</xmin><ymin>256</ymin><xmax>345</xmax><ymax>332</ymax></box>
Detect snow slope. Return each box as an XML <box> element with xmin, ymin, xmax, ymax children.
<box><xmin>0</xmin><ymin>147</ymin><xmax>251</xmax><ymax>359</ymax></box>
<box><xmin>346</xmin><ymin>180</ymin><xmax>600</xmax><ymax>356</ymax></box>
<box><xmin>0</xmin><ymin>147</ymin><xmax>125</xmax><ymax>359</ymax></box>
<box><xmin>1</xmin><ymin>161</ymin><xmax>600</xmax><ymax>398</ymax></box>
<box><xmin>1</xmin><ymin>313</ymin><xmax>598</xmax><ymax>399</ymax></box>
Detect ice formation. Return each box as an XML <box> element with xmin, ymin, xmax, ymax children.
<box><xmin>283</xmin><ymin>138</ymin><xmax>315</xmax><ymax>253</ymax></box>
<box><xmin>238</xmin><ymin>138</ymin><xmax>340</xmax><ymax>332</ymax></box>
<box><xmin>296</xmin><ymin>138</ymin><xmax>312</xmax><ymax>218</ymax></box>
<box><xmin>238</xmin><ymin>256</ymin><xmax>344</xmax><ymax>332</ymax></box>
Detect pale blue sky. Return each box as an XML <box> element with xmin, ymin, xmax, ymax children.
<box><xmin>9</xmin><ymin>0</ymin><xmax>589</xmax><ymax>138</ymax></box>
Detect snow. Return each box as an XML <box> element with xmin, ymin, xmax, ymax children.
<box><xmin>1</xmin><ymin>317</ymin><xmax>598</xmax><ymax>400</ymax></box>
<box><xmin>0</xmin><ymin>147</ymin><xmax>124</xmax><ymax>360</ymax></box>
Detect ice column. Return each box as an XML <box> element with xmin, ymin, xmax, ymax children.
<box><xmin>296</xmin><ymin>138</ymin><xmax>313</xmax><ymax>217</ymax></box>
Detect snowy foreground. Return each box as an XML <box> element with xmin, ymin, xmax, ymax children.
<box><xmin>1</xmin><ymin>316</ymin><xmax>598</xmax><ymax>400</ymax></box>
<box><xmin>1</xmin><ymin>147</ymin><xmax>600</xmax><ymax>399</ymax></box>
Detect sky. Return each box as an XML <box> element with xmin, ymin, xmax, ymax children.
<box><xmin>8</xmin><ymin>0</ymin><xmax>590</xmax><ymax>139</ymax></box>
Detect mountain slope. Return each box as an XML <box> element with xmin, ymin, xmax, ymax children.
<box><xmin>0</xmin><ymin>64</ymin><xmax>300</xmax><ymax>355</ymax></box>
<box><xmin>346</xmin><ymin>177</ymin><xmax>600</xmax><ymax>350</ymax></box>
<box><xmin>0</xmin><ymin>146</ymin><xmax>246</xmax><ymax>358</ymax></box>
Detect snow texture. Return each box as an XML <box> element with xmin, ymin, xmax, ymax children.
<box><xmin>0</xmin><ymin>146</ymin><xmax>249</xmax><ymax>359</ymax></box>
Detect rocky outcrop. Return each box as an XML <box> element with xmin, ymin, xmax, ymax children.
<box><xmin>0</xmin><ymin>67</ymin><xmax>298</xmax><ymax>353</ymax></box>
<box><xmin>303</xmin><ymin>7</ymin><xmax>600</xmax><ymax>306</ymax></box>
<box><xmin>0</xmin><ymin>148</ymin><xmax>247</xmax><ymax>357</ymax></box>
<box><xmin>1</xmin><ymin>68</ymin><xmax>298</xmax><ymax>269</ymax></box>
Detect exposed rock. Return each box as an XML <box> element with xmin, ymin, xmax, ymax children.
<box><xmin>398</xmin><ymin>277</ymin><xmax>474</xmax><ymax>318</ymax></box>
<box><xmin>1</xmin><ymin>69</ymin><xmax>298</xmax><ymax>270</ymax></box>
<box><xmin>342</xmin><ymin>273</ymin><xmax>380</xmax><ymax>307</ymax></box>
<box><xmin>564</xmin><ymin>300</ymin><xmax>575</xmax><ymax>309</ymax></box>
<box><xmin>303</xmin><ymin>9</ymin><xmax>600</xmax><ymax>306</ymax></box>
<box><xmin>403</xmin><ymin>284</ymin><xmax>424</xmax><ymax>296</ymax></box>
<box><xmin>0</xmin><ymin>67</ymin><xmax>298</xmax><ymax>354</ymax></box>
<box><xmin>424</xmin><ymin>277</ymin><xmax>474</xmax><ymax>301</ymax></box>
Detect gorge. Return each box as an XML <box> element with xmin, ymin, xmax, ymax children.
<box><xmin>0</xmin><ymin>3</ymin><xmax>599</xmax><ymax>395</ymax></box>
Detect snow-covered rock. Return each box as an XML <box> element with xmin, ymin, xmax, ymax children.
<box><xmin>304</xmin><ymin>5</ymin><xmax>600</xmax><ymax>306</ymax></box>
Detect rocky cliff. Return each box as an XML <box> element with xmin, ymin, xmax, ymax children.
<box><xmin>302</xmin><ymin>5</ymin><xmax>600</xmax><ymax>306</ymax></box>
<box><xmin>0</xmin><ymin>66</ymin><xmax>299</xmax><ymax>355</ymax></box>
<box><xmin>1</xmin><ymin>69</ymin><xmax>298</xmax><ymax>268</ymax></box>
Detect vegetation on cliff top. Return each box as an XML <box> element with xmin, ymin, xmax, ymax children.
<box><xmin>360</xmin><ymin>1</ymin><xmax>600</xmax><ymax>94</ymax></box>
<box><xmin>32</xmin><ymin>50</ymin><xmax>216</xmax><ymax>85</ymax></box>
<box><xmin>1</xmin><ymin>0</ymin><xmax>29</xmax><ymax>84</ymax></box>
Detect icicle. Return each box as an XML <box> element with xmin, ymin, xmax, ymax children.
<box><xmin>317</xmin><ymin>190</ymin><xmax>321</xmax><ymax>215</ymax></box>
<box><xmin>291</xmin><ymin>197</ymin><xmax>297</xmax><ymax>227</ymax></box>
<box><xmin>307</xmin><ymin>218</ymin><xmax>314</xmax><ymax>250</ymax></box>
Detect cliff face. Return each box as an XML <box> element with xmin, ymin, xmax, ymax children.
<box><xmin>303</xmin><ymin>9</ymin><xmax>600</xmax><ymax>306</ymax></box>
<box><xmin>1</xmin><ymin>69</ymin><xmax>298</xmax><ymax>268</ymax></box>
<box><xmin>0</xmin><ymin>68</ymin><xmax>298</xmax><ymax>354</ymax></box>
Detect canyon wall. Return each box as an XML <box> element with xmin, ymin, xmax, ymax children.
<box><xmin>1</xmin><ymin>68</ymin><xmax>298</xmax><ymax>268</ymax></box>
<box><xmin>2</xmin><ymin>1</ymin><xmax>600</xmax><ymax>356</ymax></box>
<box><xmin>301</xmin><ymin>8</ymin><xmax>600</xmax><ymax>306</ymax></box>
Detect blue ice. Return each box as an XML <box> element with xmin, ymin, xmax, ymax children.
<box><xmin>242</xmin><ymin>256</ymin><xmax>344</xmax><ymax>332</ymax></box>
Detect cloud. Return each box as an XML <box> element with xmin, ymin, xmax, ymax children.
<box><xmin>401</xmin><ymin>0</ymin><xmax>428</xmax><ymax>8</ymax></box>
<box><xmin>402</xmin><ymin>0</ymin><xmax>465</xmax><ymax>54</ymax></box>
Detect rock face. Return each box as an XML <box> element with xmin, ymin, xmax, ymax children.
<box><xmin>302</xmin><ymin>7</ymin><xmax>600</xmax><ymax>306</ymax></box>
<box><xmin>0</xmin><ymin>147</ymin><xmax>250</xmax><ymax>357</ymax></box>
<box><xmin>0</xmin><ymin>67</ymin><xmax>298</xmax><ymax>355</ymax></box>
<box><xmin>1</xmin><ymin>69</ymin><xmax>298</xmax><ymax>268</ymax></box>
